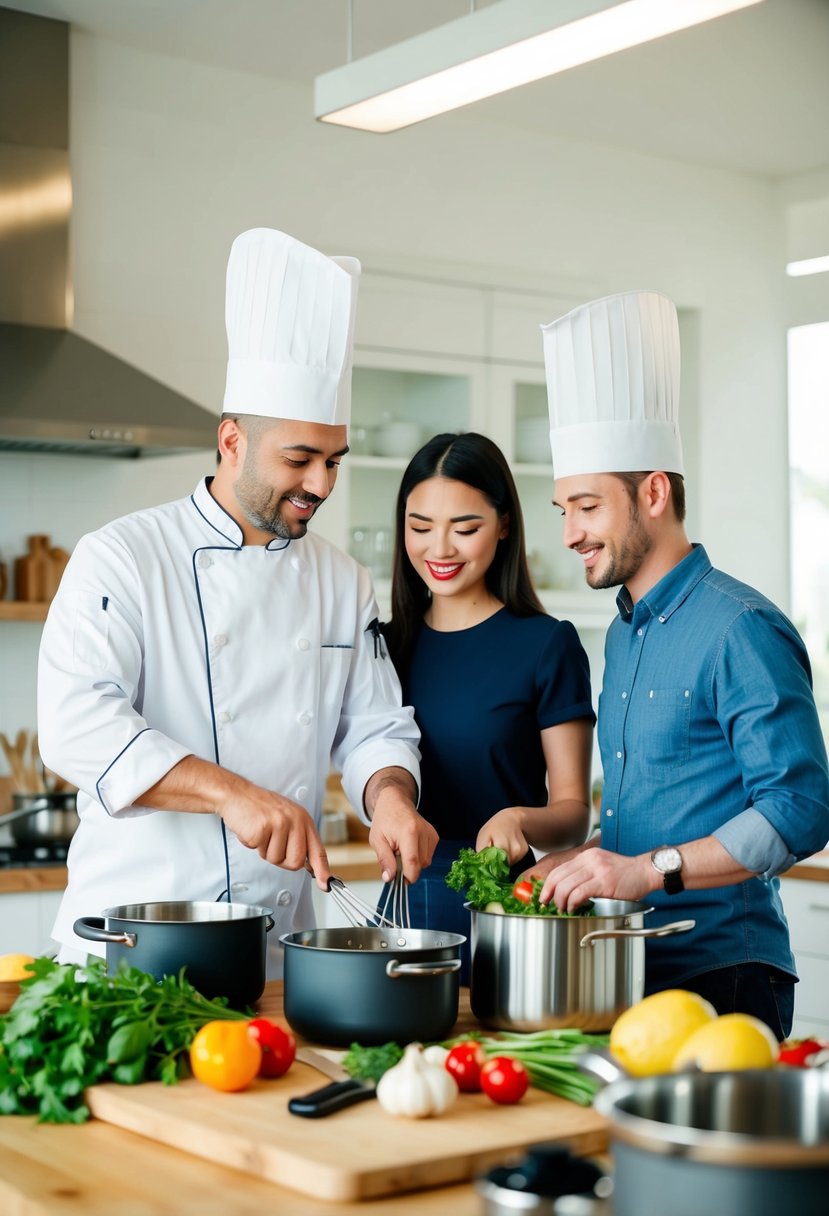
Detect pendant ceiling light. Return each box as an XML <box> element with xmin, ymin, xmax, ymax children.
<box><xmin>315</xmin><ymin>0</ymin><xmax>765</xmax><ymax>134</ymax></box>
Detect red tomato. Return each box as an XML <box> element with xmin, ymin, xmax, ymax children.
<box><xmin>247</xmin><ymin>1018</ymin><xmax>296</xmax><ymax>1078</ymax></box>
<box><xmin>445</xmin><ymin>1041</ymin><xmax>486</xmax><ymax>1092</ymax></box>
<box><xmin>189</xmin><ymin>1020</ymin><xmax>262</xmax><ymax>1092</ymax></box>
<box><xmin>777</xmin><ymin>1037</ymin><xmax>827</xmax><ymax>1067</ymax></box>
<box><xmin>512</xmin><ymin>880</ymin><xmax>534</xmax><ymax>905</ymax></box>
<box><xmin>480</xmin><ymin>1056</ymin><xmax>529</xmax><ymax>1105</ymax></box>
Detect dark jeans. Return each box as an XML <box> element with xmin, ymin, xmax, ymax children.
<box><xmin>676</xmin><ymin>963</ymin><xmax>795</xmax><ymax>1041</ymax></box>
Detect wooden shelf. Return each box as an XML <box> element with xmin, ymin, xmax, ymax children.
<box><xmin>0</xmin><ymin>602</ymin><xmax>49</xmax><ymax>622</ymax></box>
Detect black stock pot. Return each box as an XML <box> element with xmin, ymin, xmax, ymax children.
<box><xmin>280</xmin><ymin>925</ymin><xmax>465</xmax><ymax>1046</ymax></box>
<box><xmin>74</xmin><ymin>901</ymin><xmax>274</xmax><ymax>1009</ymax></box>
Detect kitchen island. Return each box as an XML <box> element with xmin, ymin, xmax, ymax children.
<box><xmin>0</xmin><ymin>982</ymin><xmax>609</xmax><ymax>1214</ymax></box>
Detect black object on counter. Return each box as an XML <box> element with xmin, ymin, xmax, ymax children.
<box><xmin>477</xmin><ymin>1145</ymin><xmax>612</xmax><ymax>1214</ymax></box>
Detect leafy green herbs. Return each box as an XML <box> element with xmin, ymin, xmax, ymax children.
<box><xmin>342</xmin><ymin>1041</ymin><xmax>404</xmax><ymax>1084</ymax></box>
<box><xmin>445</xmin><ymin>846</ymin><xmax>593</xmax><ymax>916</ymax></box>
<box><xmin>0</xmin><ymin>956</ymin><xmax>248</xmax><ymax>1124</ymax></box>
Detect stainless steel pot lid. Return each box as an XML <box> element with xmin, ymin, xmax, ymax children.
<box><xmin>280</xmin><ymin>926</ymin><xmax>466</xmax><ymax>952</ymax></box>
<box><xmin>101</xmin><ymin>901</ymin><xmax>274</xmax><ymax>923</ymax></box>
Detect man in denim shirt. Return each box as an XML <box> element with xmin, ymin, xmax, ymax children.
<box><xmin>532</xmin><ymin>291</ymin><xmax>829</xmax><ymax>1038</ymax></box>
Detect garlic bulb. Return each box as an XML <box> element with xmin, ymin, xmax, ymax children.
<box><xmin>376</xmin><ymin>1043</ymin><xmax>458</xmax><ymax>1118</ymax></box>
<box><xmin>422</xmin><ymin>1044</ymin><xmax>450</xmax><ymax>1068</ymax></box>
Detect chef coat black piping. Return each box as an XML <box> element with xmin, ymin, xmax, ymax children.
<box><xmin>95</xmin><ymin>727</ymin><xmax>151</xmax><ymax>811</ymax></box>
<box><xmin>190</xmin><ymin>480</ymin><xmax>290</xmax><ymax>551</ymax></box>
<box><xmin>192</xmin><ymin>544</ymin><xmax>234</xmax><ymax>903</ymax></box>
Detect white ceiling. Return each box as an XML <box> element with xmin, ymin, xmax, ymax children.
<box><xmin>6</xmin><ymin>0</ymin><xmax>829</xmax><ymax>179</ymax></box>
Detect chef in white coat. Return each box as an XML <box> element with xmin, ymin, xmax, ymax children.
<box><xmin>38</xmin><ymin>227</ymin><xmax>435</xmax><ymax>976</ymax></box>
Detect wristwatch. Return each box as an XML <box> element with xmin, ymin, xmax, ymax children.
<box><xmin>651</xmin><ymin>845</ymin><xmax>684</xmax><ymax>895</ymax></box>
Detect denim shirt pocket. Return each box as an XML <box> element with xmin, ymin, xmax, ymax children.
<box><xmin>640</xmin><ymin>687</ymin><xmax>692</xmax><ymax>773</ymax></box>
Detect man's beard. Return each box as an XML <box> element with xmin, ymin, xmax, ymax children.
<box><xmin>584</xmin><ymin>506</ymin><xmax>652</xmax><ymax>590</ymax></box>
<box><xmin>236</xmin><ymin>459</ymin><xmax>320</xmax><ymax>540</ymax></box>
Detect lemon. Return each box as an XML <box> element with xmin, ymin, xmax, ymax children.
<box><xmin>609</xmin><ymin>989</ymin><xmax>717</xmax><ymax>1077</ymax></box>
<box><xmin>672</xmin><ymin>1012</ymin><xmax>778</xmax><ymax>1072</ymax></box>
<box><xmin>0</xmin><ymin>953</ymin><xmax>37</xmax><ymax>982</ymax></box>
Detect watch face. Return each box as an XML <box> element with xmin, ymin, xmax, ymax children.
<box><xmin>654</xmin><ymin>846</ymin><xmax>682</xmax><ymax>874</ymax></box>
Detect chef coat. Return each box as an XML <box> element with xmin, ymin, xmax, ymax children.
<box><xmin>38</xmin><ymin>477</ymin><xmax>420</xmax><ymax>977</ymax></box>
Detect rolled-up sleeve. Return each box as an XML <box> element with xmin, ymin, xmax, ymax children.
<box><xmin>711</xmin><ymin>606</ymin><xmax>829</xmax><ymax>876</ymax></box>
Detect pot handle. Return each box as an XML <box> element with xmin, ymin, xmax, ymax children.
<box><xmin>265</xmin><ymin>915</ymin><xmax>275</xmax><ymax>933</ymax></box>
<box><xmin>73</xmin><ymin>916</ymin><xmax>137</xmax><ymax>948</ymax></box>
<box><xmin>579</xmin><ymin>918</ymin><xmax>696</xmax><ymax>947</ymax></box>
<box><xmin>385</xmin><ymin>958</ymin><xmax>463</xmax><ymax>979</ymax></box>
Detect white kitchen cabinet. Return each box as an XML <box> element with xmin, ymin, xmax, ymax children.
<box><xmin>0</xmin><ymin>889</ymin><xmax>63</xmax><ymax>958</ymax></box>
<box><xmin>780</xmin><ymin>875</ymin><xmax>829</xmax><ymax>1038</ymax></box>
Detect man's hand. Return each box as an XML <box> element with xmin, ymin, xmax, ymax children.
<box><xmin>139</xmin><ymin>755</ymin><xmax>331</xmax><ymax>889</ymax></box>
<box><xmin>216</xmin><ymin>786</ymin><xmax>330</xmax><ymax>888</ymax></box>
<box><xmin>539</xmin><ymin>846</ymin><xmax>652</xmax><ymax>911</ymax></box>
<box><xmin>364</xmin><ymin>767</ymin><xmax>438</xmax><ymax>883</ymax></box>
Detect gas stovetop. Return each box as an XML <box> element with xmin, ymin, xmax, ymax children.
<box><xmin>0</xmin><ymin>842</ymin><xmax>69</xmax><ymax>868</ymax></box>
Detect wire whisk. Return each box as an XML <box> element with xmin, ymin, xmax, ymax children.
<box><xmin>306</xmin><ymin>859</ymin><xmax>410</xmax><ymax>930</ymax></box>
<box><xmin>378</xmin><ymin>856</ymin><xmax>410</xmax><ymax>930</ymax></box>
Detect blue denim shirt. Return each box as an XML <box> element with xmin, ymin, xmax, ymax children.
<box><xmin>598</xmin><ymin>544</ymin><xmax>829</xmax><ymax>990</ymax></box>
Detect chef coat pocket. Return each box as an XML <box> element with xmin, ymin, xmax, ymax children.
<box><xmin>320</xmin><ymin>644</ymin><xmax>352</xmax><ymax>711</ymax></box>
<box><xmin>640</xmin><ymin>687</ymin><xmax>692</xmax><ymax>773</ymax></box>
<box><xmin>71</xmin><ymin>592</ymin><xmax>111</xmax><ymax>672</ymax></box>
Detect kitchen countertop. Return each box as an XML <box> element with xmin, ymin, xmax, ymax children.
<box><xmin>0</xmin><ymin>984</ymin><xmax>573</xmax><ymax>1215</ymax></box>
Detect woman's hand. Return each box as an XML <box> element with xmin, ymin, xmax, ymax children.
<box><xmin>476</xmin><ymin>809</ymin><xmax>530</xmax><ymax>865</ymax></box>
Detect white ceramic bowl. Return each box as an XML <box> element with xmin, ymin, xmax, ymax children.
<box><xmin>372</xmin><ymin>421</ymin><xmax>422</xmax><ymax>459</ymax></box>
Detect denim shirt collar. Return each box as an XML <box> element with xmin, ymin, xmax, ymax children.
<box><xmin>616</xmin><ymin>543</ymin><xmax>712</xmax><ymax>628</ymax></box>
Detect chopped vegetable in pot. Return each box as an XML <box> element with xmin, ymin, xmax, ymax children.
<box><xmin>445</xmin><ymin>845</ymin><xmax>594</xmax><ymax>916</ymax></box>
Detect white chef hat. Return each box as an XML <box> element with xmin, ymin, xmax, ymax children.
<box><xmin>223</xmin><ymin>228</ymin><xmax>360</xmax><ymax>426</ymax></box>
<box><xmin>541</xmin><ymin>290</ymin><xmax>683</xmax><ymax>479</ymax></box>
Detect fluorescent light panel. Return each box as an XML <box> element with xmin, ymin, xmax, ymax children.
<box><xmin>315</xmin><ymin>0</ymin><xmax>765</xmax><ymax>133</ymax></box>
<box><xmin>786</xmin><ymin>255</ymin><xmax>829</xmax><ymax>278</ymax></box>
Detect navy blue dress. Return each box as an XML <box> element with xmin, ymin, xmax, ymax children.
<box><xmin>388</xmin><ymin>608</ymin><xmax>594</xmax><ymax>982</ymax></box>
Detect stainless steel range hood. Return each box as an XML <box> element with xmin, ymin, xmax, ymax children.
<box><xmin>0</xmin><ymin>8</ymin><xmax>219</xmax><ymax>458</ymax></box>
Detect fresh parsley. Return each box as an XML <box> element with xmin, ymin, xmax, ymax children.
<box><xmin>0</xmin><ymin>957</ymin><xmax>249</xmax><ymax>1124</ymax></box>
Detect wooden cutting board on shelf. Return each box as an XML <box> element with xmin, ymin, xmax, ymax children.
<box><xmin>86</xmin><ymin>1060</ymin><xmax>608</xmax><ymax>1202</ymax></box>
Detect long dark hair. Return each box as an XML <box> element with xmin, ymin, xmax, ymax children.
<box><xmin>385</xmin><ymin>432</ymin><xmax>545</xmax><ymax>674</ymax></box>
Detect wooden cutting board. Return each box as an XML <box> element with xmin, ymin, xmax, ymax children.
<box><xmin>86</xmin><ymin>1060</ymin><xmax>608</xmax><ymax>1202</ymax></box>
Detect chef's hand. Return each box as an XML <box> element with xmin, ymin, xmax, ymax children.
<box><xmin>364</xmin><ymin>767</ymin><xmax>438</xmax><ymax>884</ymax></box>
<box><xmin>217</xmin><ymin>784</ymin><xmax>331</xmax><ymax>888</ymax></box>
<box><xmin>138</xmin><ymin>756</ymin><xmax>331</xmax><ymax>886</ymax></box>
<box><xmin>476</xmin><ymin>809</ymin><xmax>530</xmax><ymax>865</ymax></box>
<box><xmin>539</xmin><ymin>846</ymin><xmax>651</xmax><ymax>912</ymax></box>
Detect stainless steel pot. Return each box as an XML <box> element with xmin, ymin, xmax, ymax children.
<box><xmin>594</xmin><ymin>1068</ymin><xmax>829</xmax><ymax>1216</ymax></box>
<box><xmin>74</xmin><ymin>900</ymin><xmax>274</xmax><ymax>1009</ymax></box>
<box><xmin>280</xmin><ymin>925</ymin><xmax>465</xmax><ymax>1046</ymax></box>
<box><xmin>469</xmin><ymin>900</ymin><xmax>694</xmax><ymax>1032</ymax></box>
<box><xmin>0</xmin><ymin>792</ymin><xmax>79</xmax><ymax>846</ymax></box>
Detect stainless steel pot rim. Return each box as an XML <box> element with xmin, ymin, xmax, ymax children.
<box><xmin>280</xmin><ymin>927</ymin><xmax>466</xmax><ymax>952</ymax></box>
<box><xmin>594</xmin><ymin>1070</ymin><xmax>829</xmax><ymax>1166</ymax></box>
<box><xmin>100</xmin><ymin>901</ymin><xmax>274</xmax><ymax>923</ymax></box>
<box><xmin>467</xmin><ymin>899</ymin><xmax>653</xmax><ymax>920</ymax></box>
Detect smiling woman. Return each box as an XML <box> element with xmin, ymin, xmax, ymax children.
<box><xmin>380</xmin><ymin>431</ymin><xmax>596</xmax><ymax>981</ymax></box>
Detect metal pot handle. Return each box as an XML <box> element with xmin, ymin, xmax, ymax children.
<box><xmin>73</xmin><ymin>916</ymin><xmax>137</xmax><ymax>948</ymax></box>
<box><xmin>265</xmin><ymin>915</ymin><xmax>275</xmax><ymax>932</ymax></box>
<box><xmin>385</xmin><ymin>958</ymin><xmax>463</xmax><ymax>979</ymax></box>
<box><xmin>579</xmin><ymin>918</ymin><xmax>696</xmax><ymax>947</ymax></box>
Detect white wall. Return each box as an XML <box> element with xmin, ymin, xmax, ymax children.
<box><xmin>0</xmin><ymin>30</ymin><xmax>805</xmax><ymax>745</ymax></box>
